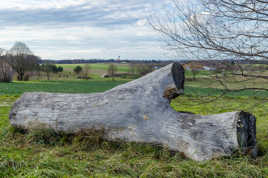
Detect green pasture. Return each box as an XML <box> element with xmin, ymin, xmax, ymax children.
<box><xmin>0</xmin><ymin>80</ymin><xmax>128</xmax><ymax>95</ymax></box>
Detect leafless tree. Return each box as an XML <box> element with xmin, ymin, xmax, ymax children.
<box><xmin>0</xmin><ymin>51</ymin><xmax>13</xmax><ymax>82</ymax></box>
<box><xmin>107</xmin><ymin>64</ymin><xmax>118</xmax><ymax>81</ymax></box>
<box><xmin>82</xmin><ymin>64</ymin><xmax>91</xmax><ymax>79</ymax></box>
<box><xmin>152</xmin><ymin>0</ymin><xmax>268</xmax><ymax>60</ymax></box>
<box><xmin>151</xmin><ymin>0</ymin><xmax>268</xmax><ymax>92</ymax></box>
<box><xmin>7</xmin><ymin>54</ymin><xmax>40</xmax><ymax>81</ymax></box>
<box><xmin>128</xmin><ymin>63</ymin><xmax>136</xmax><ymax>75</ymax></box>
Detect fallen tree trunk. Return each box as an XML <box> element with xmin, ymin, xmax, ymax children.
<box><xmin>9</xmin><ymin>63</ymin><xmax>257</xmax><ymax>161</ymax></box>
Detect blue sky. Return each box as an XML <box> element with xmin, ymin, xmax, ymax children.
<box><xmin>0</xmin><ymin>0</ymin><xmax>176</xmax><ymax>60</ymax></box>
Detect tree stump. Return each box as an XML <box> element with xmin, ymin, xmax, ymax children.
<box><xmin>9</xmin><ymin>63</ymin><xmax>257</xmax><ymax>161</ymax></box>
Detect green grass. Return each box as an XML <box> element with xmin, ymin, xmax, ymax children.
<box><xmin>2</xmin><ymin>79</ymin><xmax>268</xmax><ymax>98</ymax></box>
<box><xmin>185</xmin><ymin>86</ymin><xmax>268</xmax><ymax>98</ymax></box>
<box><xmin>0</xmin><ymin>77</ymin><xmax>268</xmax><ymax>177</ymax></box>
<box><xmin>1</xmin><ymin>94</ymin><xmax>267</xmax><ymax>177</ymax></box>
<box><xmin>185</xmin><ymin>70</ymin><xmax>213</xmax><ymax>78</ymax></box>
<box><xmin>0</xmin><ymin>80</ymin><xmax>128</xmax><ymax>95</ymax></box>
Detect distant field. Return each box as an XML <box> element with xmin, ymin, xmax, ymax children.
<box><xmin>58</xmin><ymin>63</ymin><xmax>130</xmax><ymax>73</ymax></box>
<box><xmin>60</xmin><ymin>63</ymin><xmax>213</xmax><ymax>79</ymax></box>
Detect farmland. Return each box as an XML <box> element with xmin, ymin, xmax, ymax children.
<box><xmin>0</xmin><ymin>64</ymin><xmax>268</xmax><ymax>177</ymax></box>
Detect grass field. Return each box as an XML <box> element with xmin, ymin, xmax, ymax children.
<box><xmin>0</xmin><ymin>72</ymin><xmax>268</xmax><ymax>177</ymax></box>
<box><xmin>58</xmin><ymin>63</ymin><xmax>130</xmax><ymax>73</ymax></box>
<box><xmin>0</xmin><ymin>80</ymin><xmax>128</xmax><ymax>95</ymax></box>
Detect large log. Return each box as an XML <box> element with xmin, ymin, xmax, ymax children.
<box><xmin>9</xmin><ymin>63</ymin><xmax>257</xmax><ymax>161</ymax></box>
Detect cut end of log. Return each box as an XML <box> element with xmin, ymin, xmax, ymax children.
<box><xmin>237</xmin><ymin>111</ymin><xmax>257</xmax><ymax>157</ymax></box>
<box><xmin>171</xmin><ymin>63</ymin><xmax>185</xmax><ymax>93</ymax></box>
<box><xmin>163</xmin><ymin>87</ymin><xmax>180</xmax><ymax>102</ymax></box>
<box><xmin>163</xmin><ymin>63</ymin><xmax>185</xmax><ymax>102</ymax></box>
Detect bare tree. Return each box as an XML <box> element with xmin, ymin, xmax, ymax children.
<box><xmin>82</xmin><ymin>64</ymin><xmax>91</xmax><ymax>79</ymax></box>
<box><xmin>152</xmin><ymin>0</ymin><xmax>268</xmax><ymax>61</ymax></box>
<box><xmin>7</xmin><ymin>54</ymin><xmax>39</xmax><ymax>81</ymax></box>
<box><xmin>151</xmin><ymin>0</ymin><xmax>268</xmax><ymax>92</ymax></box>
<box><xmin>128</xmin><ymin>63</ymin><xmax>136</xmax><ymax>75</ymax></box>
<box><xmin>107</xmin><ymin>64</ymin><xmax>118</xmax><ymax>81</ymax></box>
<box><xmin>0</xmin><ymin>51</ymin><xmax>13</xmax><ymax>82</ymax></box>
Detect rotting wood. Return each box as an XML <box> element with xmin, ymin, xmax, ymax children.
<box><xmin>9</xmin><ymin>63</ymin><xmax>257</xmax><ymax>161</ymax></box>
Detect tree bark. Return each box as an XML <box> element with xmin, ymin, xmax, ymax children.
<box><xmin>9</xmin><ymin>63</ymin><xmax>257</xmax><ymax>161</ymax></box>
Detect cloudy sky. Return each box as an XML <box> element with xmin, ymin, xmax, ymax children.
<box><xmin>0</xmin><ymin>0</ymin><xmax>177</xmax><ymax>60</ymax></box>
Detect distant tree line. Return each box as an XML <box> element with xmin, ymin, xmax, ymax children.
<box><xmin>38</xmin><ymin>58</ymin><xmax>268</xmax><ymax>67</ymax></box>
<box><xmin>42</xmin><ymin>59</ymin><xmax>176</xmax><ymax>65</ymax></box>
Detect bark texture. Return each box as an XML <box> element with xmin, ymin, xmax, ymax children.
<box><xmin>9</xmin><ymin>63</ymin><xmax>256</xmax><ymax>161</ymax></box>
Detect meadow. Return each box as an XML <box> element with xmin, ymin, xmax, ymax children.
<box><xmin>58</xmin><ymin>63</ymin><xmax>130</xmax><ymax>76</ymax></box>
<box><xmin>0</xmin><ymin>64</ymin><xmax>268</xmax><ymax>177</ymax></box>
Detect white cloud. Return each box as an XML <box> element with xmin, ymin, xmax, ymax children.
<box><xmin>0</xmin><ymin>0</ymin><xmax>87</xmax><ymax>10</ymax></box>
<box><xmin>0</xmin><ymin>0</ymin><xmax>177</xmax><ymax>60</ymax></box>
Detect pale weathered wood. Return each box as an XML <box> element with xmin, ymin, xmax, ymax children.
<box><xmin>9</xmin><ymin>63</ymin><xmax>257</xmax><ymax>161</ymax></box>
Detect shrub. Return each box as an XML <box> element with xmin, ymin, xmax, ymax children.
<box><xmin>57</xmin><ymin>66</ymin><xmax>63</xmax><ymax>73</ymax></box>
<box><xmin>73</xmin><ymin>66</ymin><xmax>82</xmax><ymax>75</ymax></box>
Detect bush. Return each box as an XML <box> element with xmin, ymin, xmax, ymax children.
<box><xmin>74</xmin><ymin>66</ymin><xmax>82</xmax><ymax>75</ymax></box>
<box><xmin>57</xmin><ymin>66</ymin><xmax>63</xmax><ymax>73</ymax></box>
<box><xmin>0</xmin><ymin>61</ymin><xmax>13</xmax><ymax>82</ymax></box>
